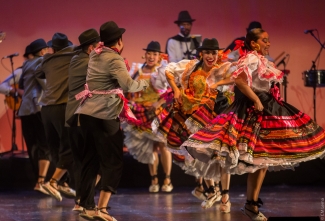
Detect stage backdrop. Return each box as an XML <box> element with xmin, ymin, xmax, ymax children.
<box><xmin>1</xmin><ymin>0</ymin><xmax>325</xmax><ymax>152</ymax></box>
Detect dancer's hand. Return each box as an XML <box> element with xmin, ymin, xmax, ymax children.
<box><xmin>151</xmin><ymin>101</ymin><xmax>160</xmax><ymax>110</ymax></box>
<box><xmin>209</xmin><ymin>82</ymin><xmax>219</xmax><ymax>90</ymax></box>
<box><xmin>253</xmin><ymin>99</ymin><xmax>264</xmax><ymax>112</ymax></box>
<box><xmin>173</xmin><ymin>88</ymin><xmax>182</xmax><ymax>105</ymax></box>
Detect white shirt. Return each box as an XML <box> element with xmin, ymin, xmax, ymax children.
<box><xmin>166</xmin><ymin>33</ymin><xmax>198</xmax><ymax>62</ymax></box>
<box><xmin>0</xmin><ymin>68</ymin><xmax>22</xmax><ymax>95</ymax></box>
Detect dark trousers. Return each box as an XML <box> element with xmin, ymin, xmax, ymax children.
<box><xmin>79</xmin><ymin>114</ymin><xmax>124</xmax><ymax>209</ymax></box>
<box><xmin>20</xmin><ymin>112</ymin><xmax>50</xmax><ymax>180</ymax></box>
<box><xmin>41</xmin><ymin>104</ymin><xmax>74</xmax><ymax>182</ymax></box>
<box><xmin>67</xmin><ymin>126</ymin><xmax>84</xmax><ymax>203</ymax></box>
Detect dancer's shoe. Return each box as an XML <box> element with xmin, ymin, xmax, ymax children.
<box><xmin>240</xmin><ymin>198</ymin><xmax>267</xmax><ymax>221</ymax></box>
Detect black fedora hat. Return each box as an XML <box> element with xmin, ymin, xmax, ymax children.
<box><xmin>47</xmin><ymin>32</ymin><xmax>72</xmax><ymax>49</ymax></box>
<box><xmin>246</xmin><ymin>21</ymin><xmax>262</xmax><ymax>32</ymax></box>
<box><xmin>174</xmin><ymin>10</ymin><xmax>195</xmax><ymax>24</ymax></box>
<box><xmin>143</xmin><ymin>41</ymin><xmax>162</xmax><ymax>53</ymax></box>
<box><xmin>78</xmin><ymin>28</ymin><xmax>100</xmax><ymax>47</ymax></box>
<box><xmin>197</xmin><ymin>38</ymin><xmax>223</xmax><ymax>51</ymax></box>
<box><xmin>29</xmin><ymin>38</ymin><xmax>48</xmax><ymax>54</ymax></box>
<box><xmin>23</xmin><ymin>45</ymin><xmax>32</xmax><ymax>58</ymax></box>
<box><xmin>100</xmin><ymin>21</ymin><xmax>125</xmax><ymax>43</ymax></box>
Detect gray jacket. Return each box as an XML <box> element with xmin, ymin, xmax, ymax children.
<box><xmin>75</xmin><ymin>47</ymin><xmax>148</xmax><ymax>120</ymax></box>
<box><xmin>35</xmin><ymin>46</ymin><xmax>77</xmax><ymax>106</ymax></box>
<box><xmin>18</xmin><ymin>57</ymin><xmax>44</xmax><ymax>116</ymax></box>
<box><xmin>65</xmin><ymin>51</ymin><xmax>89</xmax><ymax>126</ymax></box>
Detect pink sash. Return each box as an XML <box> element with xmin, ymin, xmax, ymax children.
<box><xmin>76</xmin><ymin>84</ymin><xmax>141</xmax><ymax>125</ymax></box>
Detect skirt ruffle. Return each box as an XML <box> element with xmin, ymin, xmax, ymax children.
<box><xmin>152</xmin><ymin>94</ymin><xmax>230</xmax><ymax>179</ymax></box>
<box><xmin>171</xmin><ymin>154</ymin><xmax>221</xmax><ymax>182</ymax></box>
<box><xmin>122</xmin><ymin>102</ymin><xmax>166</xmax><ymax>164</ymax></box>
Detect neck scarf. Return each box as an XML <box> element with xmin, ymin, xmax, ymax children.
<box><xmin>94</xmin><ymin>42</ymin><xmax>130</xmax><ymax>71</ymax></box>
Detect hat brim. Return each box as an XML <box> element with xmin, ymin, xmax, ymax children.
<box><xmin>101</xmin><ymin>28</ymin><xmax>125</xmax><ymax>43</ymax></box>
<box><xmin>30</xmin><ymin>46</ymin><xmax>48</xmax><ymax>54</ymax></box>
<box><xmin>142</xmin><ymin>48</ymin><xmax>163</xmax><ymax>53</ymax></box>
<box><xmin>77</xmin><ymin>36</ymin><xmax>100</xmax><ymax>48</ymax></box>
<box><xmin>197</xmin><ymin>46</ymin><xmax>224</xmax><ymax>51</ymax></box>
<box><xmin>174</xmin><ymin>19</ymin><xmax>195</xmax><ymax>24</ymax></box>
<box><xmin>47</xmin><ymin>40</ymin><xmax>73</xmax><ymax>48</ymax></box>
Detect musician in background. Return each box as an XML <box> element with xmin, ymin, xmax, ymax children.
<box><xmin>166</xmin><ymin>10</ymin><xmax>200</xmax><ymax>62</ymax></box>
<box><xmin>0</xmin><ymin>45</ymin><xmax>32</xmax><ymax>97</ymax></box>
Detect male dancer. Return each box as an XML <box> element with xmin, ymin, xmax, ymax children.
<box><xmin>35</xmin><ymin>32</ymin><xmax>77</xmax><ymax>201</ymax></box>
<box><xmin>65</xmin><ymin>28</ymin><xmax>100</xmax><ymax>211</ymax></box>
<box><xmin>76</xmin><ymin>21</ymin><xmax>148</xmax><ymax>221</ymax></box>
<box><xmin>18</xmin><ymin>39</ymin><xmax>50</xmax><ymax>195</ymax></box>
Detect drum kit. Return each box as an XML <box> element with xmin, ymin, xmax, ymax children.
<box><xmin>302</xmin><ymin>29</ymin><xmax>325</xmax><ymax>123</ymax></box>
<box><xmin>302</xmin><ymin>70</ymin><xmax>325</xmax><ymax>87</ymax></box>
<box><xmin>302</xmin><ymin>70</ymin><xmax>325</xmax><ymax>123</ymax></box>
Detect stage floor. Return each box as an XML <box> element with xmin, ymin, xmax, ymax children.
<box><xmin>0</xmin><ymin>185</ymin><xmax>323</xmax><ymax>221</ymax></box>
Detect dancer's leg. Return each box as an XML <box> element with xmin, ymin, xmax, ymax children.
<box><xmin>220</xmin><ymin>167</ymin><xmax>231</xmax><ymax>213</ymax></box>
<box><xmin>246</xmin><ymin>168</ymin><xmax>267</xmax><ymax>213</ymax></box>
<box><xmin>148</xmin><ymin>145</ymin><xmax>159</xmax><ymax>185</ymax></box>
<box><xmin>158</xmin><ymin>143</ymin><xmax>172</xmax><ymax>185</ymax></box>
<box><xmin>36</xmin><ymin>159</ymin><xmax>50</xmax><ymax>185</ymax></box>
<box><xmin>96</xmin><ymin>191</ymin><xmax>115</xmax><ymax>221</ymax></box>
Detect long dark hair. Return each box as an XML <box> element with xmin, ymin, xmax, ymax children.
<box><xmin>244</xmin><ymin>28</ymin><xmax>265</xmax><ymax>51</ymax></box>
<box><xmin>192</xmin><ymin>59</ymin><xmax>203</xmax><ymax>72</ymax></box>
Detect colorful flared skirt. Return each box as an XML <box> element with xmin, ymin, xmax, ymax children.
<box><xmin>181</xmin><ymin>87</ymin><xmax>325</xmax><ymax>175</ymax></box>
<box><xmin>122</xmin><ymin>102</ymin><xmax>166</xmax><ymax>164</ymax></box>
<box><xmin>152</xmin><ymin>91</ymin><xmax>231</xmax><ymax>179</ymax></box>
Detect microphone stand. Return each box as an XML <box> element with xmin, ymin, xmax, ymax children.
<box><xmin>9</xmin><ymin>56</ymin><xmax>19</xmax><ymax>156</ymax></box>
<box><xmin>307</xmin><ymin>31</ymin><xmax>325</xmax><ymax>123</ymax></box>
<box><xmin>279</xmin><ymin>61</ymin><xmax>288</xmax><ymax>102</ymax></box>
<box><xmin>284</xmin><ymin>65</ymin><xmax>288</xmax><ymax>103</ymax></box>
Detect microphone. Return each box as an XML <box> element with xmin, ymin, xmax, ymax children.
<box><xmin>276</xmin><ymin>54</ymin><xmax>289</xmax><ymax>67</ymax></box>
<box><xmin>304</xmin><ymin>29</ymin><xmax>317</xmax><ymax>34</ymax></box>
<box><xmin>2</xmin><ymin>52</ymin><xmax>19</xmax><ymax>59</ymax></box>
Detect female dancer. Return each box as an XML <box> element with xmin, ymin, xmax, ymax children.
<box><xmin>181</xmin><ymin>28</ymin><xmax>325</xmax><ymax>220</ymax></box>
<box><xmin>153</xmin><ymin>38</ymin><xmax>234</xmax><ymax>209</ymax></box>
<box><xmin>123</xmin><ymin>41</ymin><xmax>173</xmax><ymax>192</ymax></box>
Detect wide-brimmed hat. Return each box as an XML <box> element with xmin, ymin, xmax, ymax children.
<box><xmin>100</xmin><ymin>21</ymin><xmax>125</xmax><ymax>43</ymax></box>
<box><xmin>174</xmin><ymin>10</ymin><xmax>195</xmax><ymax>24</ymax></box>
<box><xmin>23</xmin><ymin>45</ymin><xmax>32</xmax><ymax>57</ymax></box>
<box><xmin>29</xmin><ymin>38</ymin><xmax>48</xmax><ymax>54</ymax></box>
<box><xmin>143</xmin><ymin>41</ymin><xmax>162</xmax><ymax>53</ymax></box>
<box><xmin>197</xmin><ymin>38</ymin><xmax>223</xmax><ymax>51</ymax></box>
<box><xmin>246</xmin><ymin>21</ymin><xmax>262</xmax><ymax>32</ymax></box>
<box><xmin>47</xmin><ymin>32</ymin><xmax>72</xmax><ymax>49</ymax></box>
<box><xmin>78</xmin><ymin>28</ymin><xmax>100</xmax><ymax>47</ymax></box>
